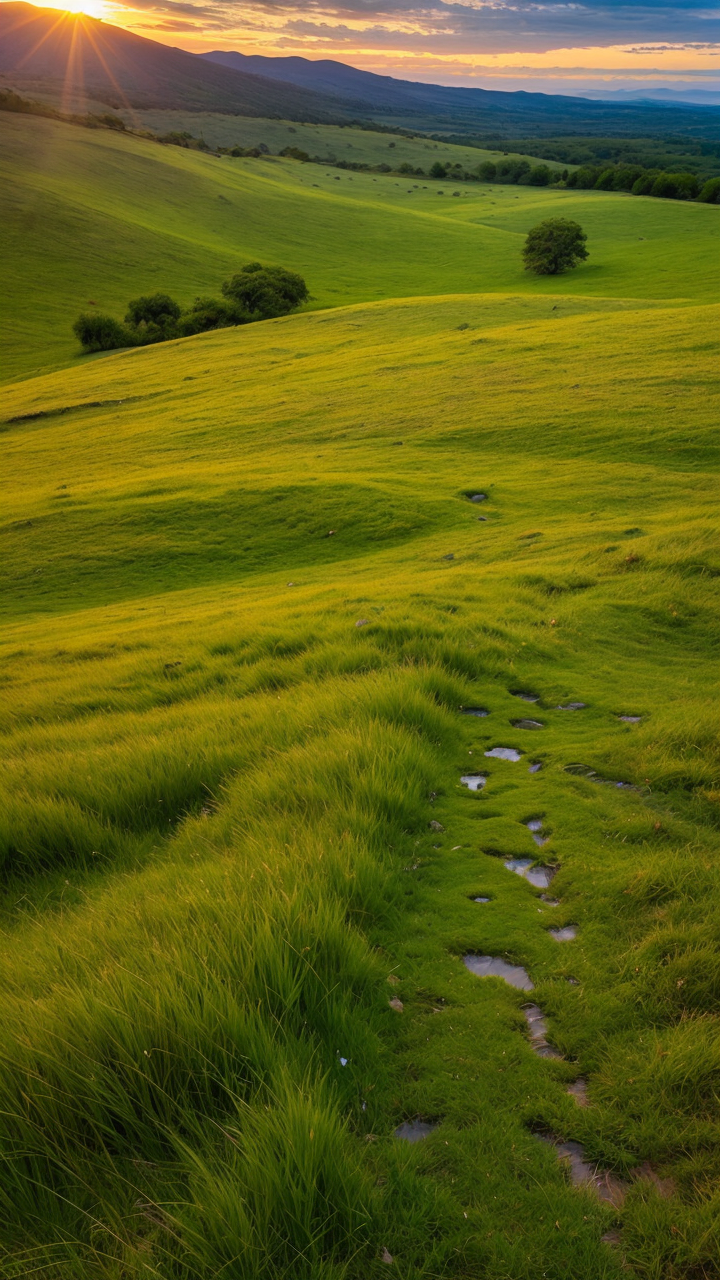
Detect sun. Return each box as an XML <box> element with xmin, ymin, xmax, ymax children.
<box><xmin>39</xmin><ymin>0</ymin><xmax>108</xmax><ymax>17</ymax></box>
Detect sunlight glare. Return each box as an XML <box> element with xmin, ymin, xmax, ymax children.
<box><xmin>40</xmin><ymin>0</ymin><xmax>108</xmax><ymax>18</ymax></box>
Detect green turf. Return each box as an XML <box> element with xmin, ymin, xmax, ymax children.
<box><xmin>1</xmin><ymin>110</ymin><xmax>719</xmax><ymax>1280</ymax></box>
<box><xmin>2</xmin><ymin>113</ymin><xmax>718</xmax><ymax>382</ymax></box>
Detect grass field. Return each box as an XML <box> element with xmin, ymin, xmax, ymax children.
<box><xmin>1</xmin><ymin>107</ymin><xmax>719</xmax><ymax>1280</ymax></box>
<box><xmin>2</xmin><ymin>113</ymin><xmax>718</xmax><ymax>382</ymax></box>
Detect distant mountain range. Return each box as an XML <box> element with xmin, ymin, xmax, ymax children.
<box><xmin>2</xmin><ymin>2</ymin><xmax>719</xmax><ymax>139</ymax></box>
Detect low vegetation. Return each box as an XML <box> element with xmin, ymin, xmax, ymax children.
<box><xmin>73</xmin><ymin>265</ymin><xmax>309</xmax><ymax>351</ymax></box>
<box><xmin>2</xmin><ymin>287</ymin><xmax>718</xmax><ymax>1278</ymax></box>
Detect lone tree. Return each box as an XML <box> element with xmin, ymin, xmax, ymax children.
<box><xmin>522</xmin><ymin>218</ymin><xmax>588</xmax><ymax>275</ymax></box>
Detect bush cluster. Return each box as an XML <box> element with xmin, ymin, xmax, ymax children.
<box><xmin>73</xmin><ymin>264</ymin><xmax>309</xmax><ymax>353</ymax></box>
<box><xmin>565</xmin><ymin>162</ymin><xmax>712</xmax><ymax>201</ymax></box>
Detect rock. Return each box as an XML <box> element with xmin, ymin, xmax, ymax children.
<box><xmin>380</xmin><ymin>1247</ymin><xmax>394</xmax><ymax>1264</ymax></box>
<box><xmin>387</xmin><ymin>974</ymin><xmax>400</xmax><ymax>985</ymax></box>
<box><xmin>355</xmin><ymin>619</ymin><xmax>369</xmax><ymax>627</ymax></box>
<box><xmin>429</xmin><ymin>820</ymin><xmax>444</xmax><ymax>831</ymax></box>
<box><xmin>442</xmin><ymin>553</ymin><xmax>455</xmax><ymax>561</ymax></box>
<box><xmin>389</xmin><ymin>998</ymin><xmax>404</xmax><ymax>1012</ymax></box>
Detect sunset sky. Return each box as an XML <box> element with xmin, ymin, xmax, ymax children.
<box><xmin>26</xmin><ymin>0</ymin><xmax>720</xmax><ymax>96</ymax></box>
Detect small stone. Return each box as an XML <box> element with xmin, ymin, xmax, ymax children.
<box><xmin>429</xmin><ymin>820</ymin><xmax>444</xmax><ymax>831</ymax></box>
<box><xmin>442</xmin><ymin>553</ymin><xmax>455</xmax><ymax>561</ymax></box>
<box><xmin>389</xmin><ymin>998</ymin><xmax>404</xmax><ymax>1013</ymax></box>
<box><xmin>387</xmin><ymin>974</ymin><xmax>400</xmax><ymax>985</ymax></box>
<box><xmin>355</xmin><ymin>619</ymin><xmax>369</xmax><ymax>627</ymax></box>
<box><xmin>381</xmin><ymin>1247</ymin><xmax>394</xmax><ymax>1264</ymax></box>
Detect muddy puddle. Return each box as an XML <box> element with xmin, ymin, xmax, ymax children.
<box><xmin>523</xmin><ymin>1004</ymin><xmax>563</xmax><ymax>1059</ymax></box>
<box><xmin>463</xmin><ymin>954</ymin><xmax>534</xmax><ymax>991</ymax></box>
<box><xmin>549</xmin><ymin>926</ymin><xmax>577</xmax><ymax>942</ymax></box>
<box><xmin>485</xmin><ymin>747</ymin><xmax>522</xmax><ymax>761</ymax></box>
<box><xmin>504</xmin><ymin>858</ymin><xmax>556</xmax><ymax>890</ymax></box>
<box><xmin>565</xmin><ymin>764</ymin><xmax>637</xmax><ymax>790</ymax></box>
<box><xmin>394</xmin><ymin>1119</ymin><xmax>438</xmax><ymax>1142</ymax></box>
<box><xmin>536</xmin><ymin>1134</ymin><xmax>626</xmax><ymax>1207</ymax></box>
<box><xmin>525</xmin><ymin>818</ymin><xmax>548</xmax><ymax>846</ymax></box>
<box><xmin>567</xmin><ymin>1078</ymin><xmax>589</xmax><ymax>1106</ymax></box>
<box><xmin>461</xmin><ymin>773</ymin><xmax>487</xmax><ymax>791</ymax></box>
<box><xmin>460</xmin><ymin>707</ymin><xmax>489</xmax><ymax>717</ymax></box>
<box><xmin>512</xmin><ymin>719</ymin><xmax>544</xmax><ymax>731</ymax></box>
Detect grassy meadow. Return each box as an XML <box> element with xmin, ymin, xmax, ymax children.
<box><xmin>1</xmin><ymin>107</ymin><xmax>719</xmax><ymax>1280</ymax></box>
<box><xmin>2</xmin><ymin>113</ymin><xmax>718</xmax><ymax>381</ymax></box>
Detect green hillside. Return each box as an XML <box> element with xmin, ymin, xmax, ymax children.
<box><xmin>2</xmin><ymin>113</ymin><xmax>718</xmax><ymax>382</ymax></box>
<box><xmin>1</xmin><ymin>106</ymin><xmax>719</xmax><ymax>1280</ymax></box>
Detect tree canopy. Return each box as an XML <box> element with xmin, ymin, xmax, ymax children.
<box><xmin>522</xmin><ymin>219</ymin><xmax>588</xmax><ymax>276</ymax></box>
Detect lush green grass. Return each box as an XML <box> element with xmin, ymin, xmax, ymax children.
<box><xmin>2</xmin><ymin>217</ymin><xmax>719</xmax><ymax>1280</ymax></box>
<box><xmin>2</xmin><ymin>113</ymin><xmax>718</xmax><ymax>382</ymax></box>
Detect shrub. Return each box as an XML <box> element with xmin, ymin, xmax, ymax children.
<box><xmin>476</xmin><ymin>161</ymin><xmax>496</xmax><ymax>181</ymax></box>
<box><xmin>522</xmin><ymin>218</ymin><xmax>588</xmax><ymax>276</ymax></box>
<box><xmin>280</xmin><ymin>146</ymin><xmax>310</xmax><ymax>162</ymax></box>
<box><xmin>125</xmin><ymin>293</ymin><xmax>182</xmax><ymax>344</ymax></box>
<box><xmin>650</xmin><ymin>172</ymin><xmax>699</xmax><ymax>200</ymax></box>
<box><xmin>631</xmin><ymin>172</ymin><xmax>657</xmax><ymax>196</ymax></box>
<box><xmin>527</xmin><ymin>165</ymin><xmax>552</xmax><ymax>186</ymax></box>
<box><xmin>496</xmin><ymin>159</ymin><xmax>531</xmax><ymax>184</ymax></box>
<box><xmin>178</xmin><ymin>297</ymin><xmax>247</xmax><ymax>336</ymax></box>
<box><xmin>594</xmin><ymin>168</ymin><xmax>616</xmax><ymax>191</ymax></box>
<box><xmin>697</xmin><ymin>176</ymin><xmax>720</xmax><ymax>204</ymax></box>
<box><xmin>72</xmin><ymin>312</ymin><xmax>132</xmax><ymax>353</ymax></box>
<box><xmin>222</xmin><ymin>264</ymin><xmax>309</xmax><ymax>320</ymax></box>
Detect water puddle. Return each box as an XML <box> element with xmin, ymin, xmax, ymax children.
<box><xmin>540</xmin><ymin>893</ymin><xmax>560</xmax><ymax>906</ymax></box>
<box><xmin>549</xmin><ymin>926</ymin><xmax>577</xmax><ymax>942</ymax></box>
<box><xmin>461</xmin><ymin>774</ymin><xmax>487</xmax><ymax>791</ymax></box>
<box><xmin>557</xmin><ymin>702</ymin><xmax>587</xmax><ymax>711</ymax></box>
<box><xmin>528</xmin><ymin>762</ymin><xmax>543</xmax><ymax>774</ymax></box>
<box><xmin>567</xmin><ymin>1078</ymin><xmax>589</xmax><ymax>1106</ymax></box>
<box><xmin>618</xmin><ymin>715</ymin><xmax>642</xmax><ymax>723</ymax></box>
<box><xmin>468</xmin><ymin>493</ymin><xmax>487</xmax><ymax>503</ymax></box>
<box><xmin>525</xmin><ymin>818</ymin><xmax>548</xmax><ymax>846</ymax></box>
<box><xmin>485</xmin><ymin>747</ymin><xmax>522</xmax><ymax>761</ymax></box>
<box><xmin>512</xmin><ymin>718</ymin><xmax>544</xmax><ymax>731</ymax></box>
<box><xmin>460</xmin><ymin>706</ymin><xmax>489</xmax><ymax>717</ymax></box>
<box><xmin>505</xmin><ymin>859</ymin><xmax>556</xmax><ymax>890</ymax></box>
<box><xmin>523</xmin><ymin>1004</ymin><xmax>563</xmax><ymax>1059</ymax></box>
<box><xmin>565</xmin><ymin>764</ymin><xmax>637</xmax><ymax>791</ymax></box>
<box><xmin>463</xmin><ymin>955</ymin><xmax>534</xmax><ymax>991</ymax></box>
<box><xmin>394</xmin><ymin>1119</ymin><xmax>438</xmax><ymax>1142</ymax></box>
<box><xmin>512</xmin><ymin>691</ymin><xmax>540</xmax><ymax>703</ymax></box>
<box><xmin>472</xmin><ymin>896</ymin><xmax>491</xmax><ymax>903</ymax></box>
<box><xmin>537</xmin><ymin>1134</ymin><xmax>627</xmax><ymax>1207</ymax></box>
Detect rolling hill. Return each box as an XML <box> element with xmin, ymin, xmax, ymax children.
<box><xmin>0</xmin><ymin>2</ymin><xmax>357</xmax><ymax>117</ymax></box>
<box><xmin>2</xmin><ymin>2</ymin><xmax>720</xmax><ymax>137</ymax></box>
<box><xmin>202</xmin><ymin>49</ymin><xmax>720</xmax><ymax>138</ymax></box>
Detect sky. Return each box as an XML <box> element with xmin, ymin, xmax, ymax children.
<box><xmin>31</xmin><ymin>0</ymin><xmax>720</xmax><ymax>97</ymax></box>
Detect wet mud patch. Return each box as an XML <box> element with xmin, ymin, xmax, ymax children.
<box><xmin>523</xmin><ymin>1004</ymin><xmax>563</xmax><ymax>1059</ymax></box>
<box><xmin>565</xmin><ymin>764</ymin><xmax>637</xmax><ymax>791</ymax></box>
<box><xmin>536</xmin><ymin>1134</ymin><xmax>627</xmax><ymax>1207</ymax></box>
<box><xmin>485</xmin><ymin>747</ymin><xmax>522</xmax><ymax>761</ymax></box>
<box><xmin>394</xmin><ymin>1119</ymin><xmax>438</xmax><ymax>1142</ymax></box>
<box><xmin>460</xmin><ymin>773</ymin><xmax>487</xmax><ymax>791</ymax></box>
<box><xmin>504</xmin><ymin>858</ymin><xmax>556</xmax><ymax>890</ymax></box>
<box><xmin>463</xmin><ymin>955</ymin><xmax>534</xmax><ymax>991</ymax></box>
<box><xmin>549</xmin><ymin>926</ymin><xmax>578</xmax><ymax>942</ymax></box>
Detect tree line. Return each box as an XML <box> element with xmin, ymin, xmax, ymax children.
<box><xmin>73</xmin><ymin>265</ymin><xmax>309</xmax><ymax>353</ymax></box>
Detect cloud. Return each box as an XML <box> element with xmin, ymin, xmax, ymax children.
<box><xmin>106</xmin><ymin>0</ymin><xmax>720</xmax><ymax>64</ymax></box>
